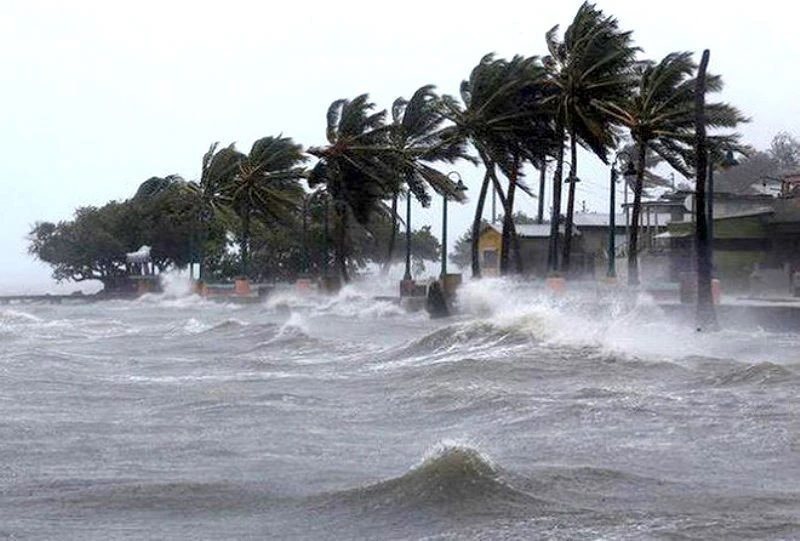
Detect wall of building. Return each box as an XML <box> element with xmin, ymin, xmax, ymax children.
<box><xmin>477</xmin><ymin>228</ymin><xmax>502</xmax><ymax>276</ymax></box>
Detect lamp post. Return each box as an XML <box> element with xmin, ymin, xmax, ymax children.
<box><xmin>707</xmin><ymin>148</ymin><xmax>738</xmax><ymax>271</ymax></box>
<box><xmin>403</xmin><ymin>191</ymin><xmax>413</xmax><ymax>281</ymax></box>
<box><xmin>322</xmin><ymin>194</ymin><xmax>330</xmax><ymax>277</ymax></box>
<box><xmin>608</xmin><ymin>151</ymin><xmax>635</xmax><ymax>279</ymax></box>
<box><xmin>442</xmin><ymin>172</ymin><xmax>468</xmax><ymax>277</ymax></box>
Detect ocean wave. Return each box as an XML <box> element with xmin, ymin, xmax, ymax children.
<box><xmin>316</xmin><ymin>443</ymin><xmax>547</xmax><ymax>513</ymax></box>
<box><xmin>0</xmin><ymin>308</ymin><xmax>43</xmax><ymax>325</ymax></box>
<box><xmin>713</xmin><ymin>361</ymin><xmax>796</xmax><ymax>386</ymax></box>
<box><xmin>400</xmin><ymin>320</ymin><xmax>534</xmax><ymax>356</ymax></box>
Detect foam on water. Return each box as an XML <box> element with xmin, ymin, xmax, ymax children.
<box><xmin>455</xmin><ymin>277</ymin><xmax>799</xmax><ymax>365</ymax></box>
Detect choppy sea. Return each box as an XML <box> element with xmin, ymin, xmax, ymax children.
<box><xmin>2</xmin><ymin>277</ymin><xmax>799</xmax><ymax>539</ymax></box>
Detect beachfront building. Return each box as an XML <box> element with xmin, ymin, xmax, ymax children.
<box><xmin>476</xmin><ymin>213</ymin><xmax>625</xmax><ymax>278</ymax></box>
<box><xmin>650</xmin><ymin>183</ymin><xmax>800</xmax><ymax>293</ymax></box>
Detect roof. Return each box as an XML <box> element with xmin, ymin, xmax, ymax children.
<box><xmin>482</xmin><ymin>222</ymin><xmax>577</xmax><ymax>238</ymax></box>
<box><xmin>572</xmin><ymin>212</ymin><xmax>627</xmax><ymax>227</ymax></box>
<box><xmin>715</xmin><ymin>207</ymin><xmax>774</xmax><ymax>220</ymax></box>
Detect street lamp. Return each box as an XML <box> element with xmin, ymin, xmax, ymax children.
<box><xmin>608</xmin><ymin>151</ymin><xmax>635</xmax><ymax>279</ymax></box>
<box><xmin>442</xmin><ymin>172</ymin><xmax>468</xmax><ymax>277</ymax></box>
<box><xmin>707</xmin><ymin>148</ymin><xmax>738</xmax><ymax>270</ymax></box>
<box><xmin>403</xmin><ymin>189</ymin><xmax>413</xmax><ymax>281</ymax></box>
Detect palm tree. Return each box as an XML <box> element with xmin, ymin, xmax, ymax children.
<box><xmin>188</xmin><ymin>143</ymin><xmax>242</xmax><ymax>280</ymax></box>
<box><xmin>385</xmin><ymin>85</ymin><xmax>471</xmax><ymax>276</ymax></box>
<box><xmin>220</xmin><ymin>136</ymin><xmax>307</xmax><ymax>278</ymax></box>
<box><xmin>443</xmin><ymin>54</ymin><xmax>555</xmax><ymax>277</ymax></box>
<box><xmin>308</xmin><ymin>95</ymin><xmax>398</xmax><ymax>283</ymax></box>
<box><xmin>543</xmin><ymin>1</ymin><xmax>637</xmax><ymax>273</ymax></box>
<box><xmin>595</xmin><ymin>52</ymin><xmax>746</xmax><ymax>285</ymax></box>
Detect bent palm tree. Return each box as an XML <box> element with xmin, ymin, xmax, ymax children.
<box><xmin>187</xmin><ymin>143</ymin><xmax>242</xmax><ymax>280</ymax></box>
<box><xmin>543</xmin><ymin>1</ymin><xmax>637</xmax><ymax>273</ymax></box>
<box><xmin>220</xmin><ymin>136</ymin><xmax>307</xmax><ymax>278</ymax></box>
<box><xmin>443</xmin><ymin>54</ymin><xmax>554</xmax><ymax>277</ymax></box>
<box><xmin>308</xmin><ymin>95</ymin><xmax>398</xmax><ymax>283</ymax></box>
<box><xmin>386</xmin><ymin>85</ymin><xmax>471</xmax><ymax>273</ymax></box>
<box><xmin>595</xmin><ymin>52</ymin><xmax>746</xmax><ymax>285</ymax></box>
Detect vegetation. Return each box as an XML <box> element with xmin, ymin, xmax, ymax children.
<box><xmin>543</xmin><ymin>3</ymin><xmax>637</xmax><ymax>274</ymax></box>
<box><xmin>29</xmin><ymin>1</ymin><xmax>752</xmax><ymax>295</ymax></box>
<box><xmin>598</xmin><ymin>52</ymin><xmax>746</xmax><ymax>284</ymax></box>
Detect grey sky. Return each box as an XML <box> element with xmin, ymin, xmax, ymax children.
<box><xmin>2</xmin><ymin>0</ymin><xmax>798</xmax><ymax>293</ymax></box>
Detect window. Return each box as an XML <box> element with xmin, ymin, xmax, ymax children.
<box><xmin>482</xmin><ymin>249</ymin><xmax>498</xmax><ymax>268</ymax></box>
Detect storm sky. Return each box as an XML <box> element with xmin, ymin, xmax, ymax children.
<box><xmin>2</xmin><ymin>0</ymin><xmax>798</xmax><ymax>292</ymax></box>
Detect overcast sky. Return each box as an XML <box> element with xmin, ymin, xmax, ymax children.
<box><xmin>2</xmin><ymin>0</ymin><xmax>798</xmax><ymax>293</ymax></box>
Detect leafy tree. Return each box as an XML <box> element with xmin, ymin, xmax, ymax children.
<box><xmin>308</xmin><ymin>94</ymin><xmax>399</xmax><ymax>283</ymax></box>
<box><xmin>596</xmin><ymin>52</ymin><xmax>746</xmax><ymax>285</ymax></box>
<box><xmin>384</xmin><ymin>85</ymin><xmax>471</xmax><ymax>273</ymax></box>
<box><xmin>219</xmin><ymin>136</ymin><xmax>307</xmax><ymax>278</ymax></box>
<box><xmin>543</xmin><ymin>1</ymin><xmax>637</xmax><ymax>273</ymax></box>
<box><xmin>28</xmin><ymin>203</ymin><xmax>134</xmax><ymax>290</ymax></box>
<box><xmin>187</xmin><ymin>143</ymin><xmax>243</xmax><ymax>280</ymax></box>
<box><xmin>443</xmin><ymin>54</ymin><xmax>555</xmax><ymax>278</ymax></box>
<box><xmin>29</xmin><ymin>179</ymin><xmax>229</xmax><ymax>292</ymax></box>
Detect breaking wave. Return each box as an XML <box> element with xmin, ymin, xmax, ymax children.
<box><xmin>318</xmin><ymin>443</ymin><xmax>546</xmax><ymax>512</ymax></box>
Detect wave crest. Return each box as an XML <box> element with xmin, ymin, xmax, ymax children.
<box><xmin>320</xmin><ymin>443</ymin><xmax>545</xmax><ymax>512</ymax></box>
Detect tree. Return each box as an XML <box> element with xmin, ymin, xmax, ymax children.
<box><xmin>769</xmin><ymin>131</ymin><xmax>800</xmax><ymax>171</ymax></box>
<box><xmin>308</xmin><ymin>94</ymin><xmax>399</xmax><ymax>283</ymax></box>
<box><xmin>443</xmin><ymin>54</ymin><xmax>554</xmax><ymax>278</ymax></box>
<box><xmin>543</xmin><ymin>1</ymin><xmax>637</xmax><ymax>274</ymax></box>
<box><xmin>385</xmin><ymin>85</ymin><xmax>471</xmax><ymax>274</ymax></box>
<box><xmin>596</xmin><ymin>51</ymin><xmax>746</xmax><ymax>285</ymax></box>
<box><xmin>28</xmin><ymin>203</ymin><xmax>134</xmax><ymax>290</ymax></box>
<box><xmin>219</xmin><ymin>136</ymin><xmax>307</xmax><ymax>278</ymax></box>
<box><xmin>188</xmin><ymin>143</ymin><xmax>243</xmax><ymax>280</ymax></box>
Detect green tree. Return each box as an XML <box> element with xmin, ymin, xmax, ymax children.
<box><xmin>385</xmin><ymin>85</ymin><xmax>471</xmax><ymax>274</ymax></box>
<box><xmin>308</xmin><ymin>94</ymin><xmax>399</xmax><ymax>283</ymax></box>
<box><xmin>543</xmin><ymin>2</ymin><xmax>637</xmax><ymax>273</ymax></box>
<box><xmin>188</xmin><ymin>143</ymin><xmax>243</xmax><ymax>280</ymax></box>
<box><xmin>28</xmin><ymin>203</ymin><xmax>134</xmax><ymax>290</ymax></box>
<box><xmin>443</xmin><ymin>54</ymin><xmax>555</xmax><ymax>277</ymax></box>
<box><xmin>219</xmin><ymin>136</ymin><xmax>307</xmax><ymax>278</ymax></box>
<box><xmin>596</xmin><ymin>52</ymin><xmax>746</xmax><ymax>285</ymax></box>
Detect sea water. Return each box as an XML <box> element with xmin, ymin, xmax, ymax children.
<box><xmin>1</xmin><ymin>278</ymin><xmax>799</xmax><ymax>539</ymax></box>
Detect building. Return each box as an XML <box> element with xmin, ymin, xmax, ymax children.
<box><xmin>652</xmin><ymin>187</ymin><xmax>800</xmax><ymax>292</ymax></box>
<box><xmin>476</xmin><ymin>213</ymin><xmax>626</xmax><ymax>277</ymax></box>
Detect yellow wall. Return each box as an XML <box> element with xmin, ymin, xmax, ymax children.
<box><xmin>478</xmin><ymin>228</ymin><xmax>502</xmax><ymax>276</ymax></box>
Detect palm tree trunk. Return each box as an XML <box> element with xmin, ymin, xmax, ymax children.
<box><xmin>694</xmin><ymin>49</ymin><xmax>717</xmax><ymax>330</ymax></box>
<box><xmin>562</xmin><ymin>130</ymin><xmax>578</xmax><ymax>274</ymax></box>
<box><xmin>548</xmin><ymin>120</ymin><xmax>566</xmax><ymax>273</ymax></box>
<box><xmin>627</xmin><ymin>142</ymin><xmax>647</xmax><ymax>286</ymax></box>
<box><xmin>500</xmin><ymin>155</ymin><xmax>521</xmax><ymax>275</ymax></box>
<box><xmin>335</xmin><ymin>203</ymin><xmax>350</xmax><ymax>283</ymax></box>
<box><xmin>471</xmin><ymin>167</ymin><xmax>492</xmax><ymax>279</ymax></box>
<box><xmin>381</xmin><ymin>192</ymin><xmax>399</xmax><ymax>275</ymax></box>
<box><xmin>536</xmin><ymin>161</ymin><xmax>546</xmax><ymax>224</ymax></box>
<box><xmin>240</xmin><ymin>206</ymin><xmax>250</xmax><ymax>278</ymax></box>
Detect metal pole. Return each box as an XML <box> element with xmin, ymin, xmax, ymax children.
<box><xmin>441</xmin><ymin>195</ymin><xmax>448</xmax><ymax>277</ymax></box>
<box><xmin>608</xmin><ymin>167</ymin><xmax>617</xmax><ymax>279</ymax></box>
<box><xmin>624</xmin><ymin>178</ymin><xmax>630</xmax><ymax>254</ymax></box>
<box><xmin>323</xmin><ymin>197</ymin><xmax>329</xmax><ymax>277</ymax></box>
<box><xmin>404</xmin><ymin>195</ymin><xmax>412</xmax><ymax>280</ymax></box>
<box><xmin>537</xmin><ymin>163</ymin><xmax>546</xmax><ymax>224</ymax></box>
<box><xmin>302</xmin><ymin>197</ymin><xmax>309</xmax><ymax>275</ymax></box>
